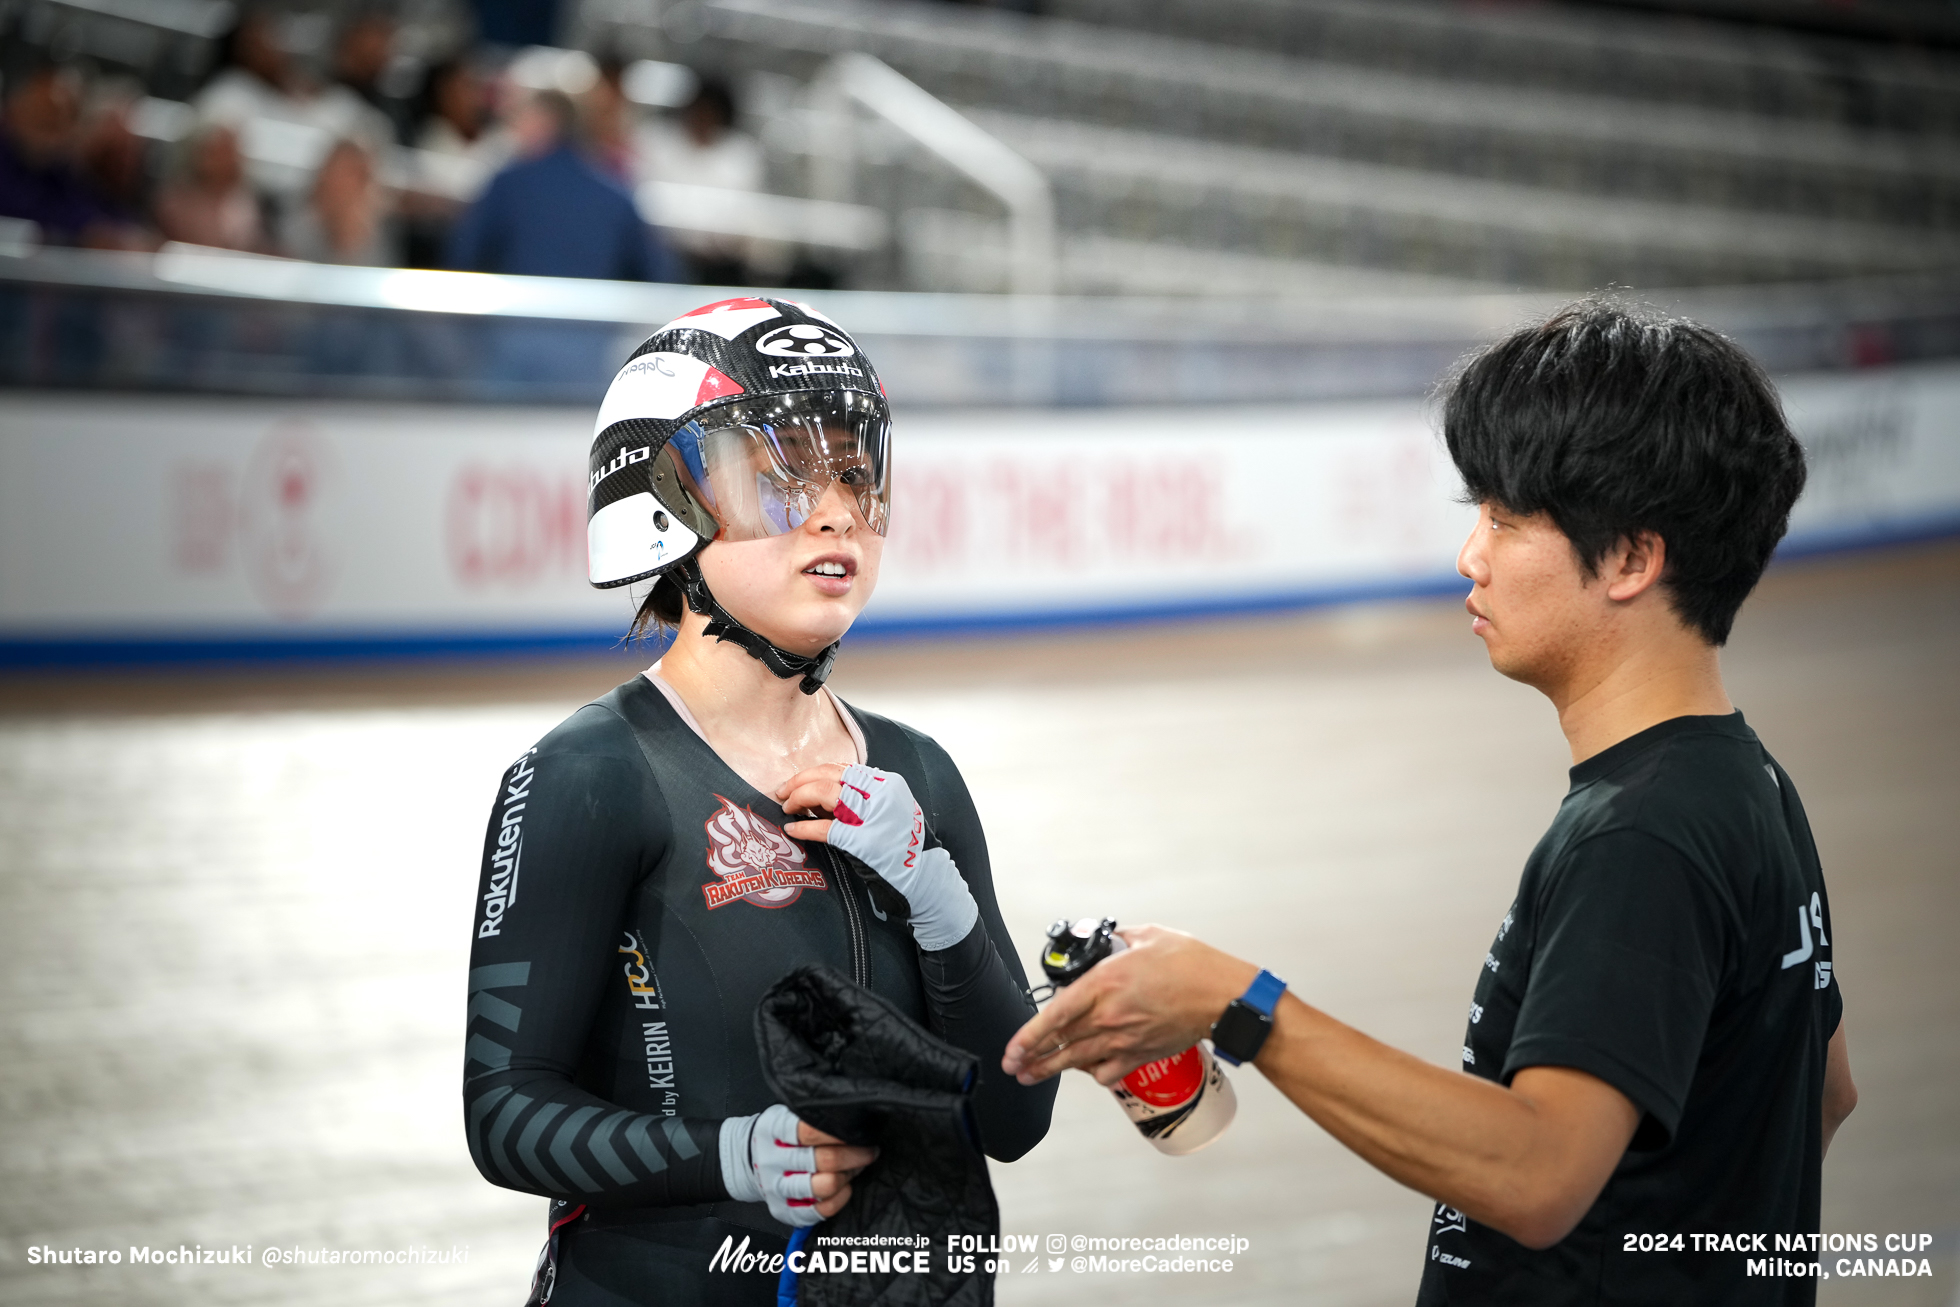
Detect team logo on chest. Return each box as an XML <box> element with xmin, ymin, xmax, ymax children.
<box><xmin>700</xmin><ymin>795</ymin><xmax>829</xmax><ymax>909</ymax></box>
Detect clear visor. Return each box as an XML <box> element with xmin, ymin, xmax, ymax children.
<box><xmin>665</xmin><ymin>391</ymin><xmax>890</xmax><ymax>541</ymax></box>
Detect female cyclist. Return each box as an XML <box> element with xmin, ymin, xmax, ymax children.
<box><xmin>463</xmin><ymin>297</ymin><xmax>1055</xmax><ymax>1306</ymax></box>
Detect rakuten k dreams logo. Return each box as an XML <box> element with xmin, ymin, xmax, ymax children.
<box><xmin>479</xmin><ymin>749</ymin><xmax>534</xmax><ymax>938</ymax></box>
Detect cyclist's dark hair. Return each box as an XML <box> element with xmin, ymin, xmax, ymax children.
<box><xmin>1442</xmin><ymin>298</ymin><xmax>1806</xmax><ymax>645</ymax></box>
<box><xmin>629</xmin><ymin>572</ymin><xmax>686</xmax><ymax>642</ymax></box>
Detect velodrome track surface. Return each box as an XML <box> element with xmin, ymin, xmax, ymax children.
<box><xmin>2</xmin><ymin>541</ymin><xmax>1955</xmax><ymax>1307</ymax></box>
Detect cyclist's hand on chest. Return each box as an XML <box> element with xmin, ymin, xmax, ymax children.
<box><xmin>779</xmin><ymin>763</ymin><xmax>978</xmax><ymax>952</ymax></box>
<box><xmin>780</xmin><ymin>763</ymin><xmax>919</xmax><ymax>858</ymax></box>
<box><xmin>777</xmin><ymin>762</ymin><xmax>855</xmax><ymax>844</ymax></box>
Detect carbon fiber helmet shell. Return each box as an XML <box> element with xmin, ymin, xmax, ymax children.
<box><xmin>587</xmin><ymin>296</ymin><xmax>889</xmax><ymax>590</ymax></box>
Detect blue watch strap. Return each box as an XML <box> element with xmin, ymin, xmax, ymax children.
<box><xmin>1211</xmin><ymin>969</ymin><xmax>1288</xmax><ymax>1067</ymax></box>
<box><xmin>1241</xmin><ymin>968</ymin><xmax>1287</xmax><ymax>1016</ymax></box>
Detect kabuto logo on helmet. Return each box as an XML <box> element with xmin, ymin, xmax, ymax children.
<box><xmin>754</xmin><ymin>324</ymin><xmax>854</xmax><ymax>358</ymax></box>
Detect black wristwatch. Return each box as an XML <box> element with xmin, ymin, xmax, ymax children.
<box><xmin>1210</xmin><ymin>969</ymin><xmax>1287</xmax><ymax>1066</ymax></box>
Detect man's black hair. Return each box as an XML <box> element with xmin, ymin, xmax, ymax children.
<box><xmin>1443</xmin><ymin>299</ymin><xmax>1806</xmax><ymax>646</ymax></box>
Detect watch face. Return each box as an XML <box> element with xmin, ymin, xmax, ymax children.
<box><xmin>1213</xmin><ymin>1001</ymin><xmax>1273</xmax><ymax>1061</ymax></box>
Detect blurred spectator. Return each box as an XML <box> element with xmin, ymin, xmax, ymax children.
<box><xmin>402</xmin><ymin>58</ymin><xmax>513</xmax><ymax>266</ymax></box>
<box><xmin>444</xmin><ymin>90</ymin><xmax>677</xmax><ymax>281</ymax></box>
<box><xmin>197</xmin><ymin>7</ymin><xmax>392</xmax><ymax>203</ymax></box>
<box><xmin>635</xmin><ymin>76</ymin><xmax>765</xmax><ymax>284</ymax></box>
<box><xmin>154</xmin><ymin>124</ymin><xmax>267</xmax><ymax>251</ymax></box>
<box><xmin>581</xmin><ymin>57</ymin><xmax>635</xmax><ymax>182</ymax></box>
<box><xmin>0</xmin><ymin>63</ymin><xmax>144</xmax><ymax>247</ymax></box>
<box><xmin>413</xmin><ymin>58</ymin><xmax>513</xmax><ymax>191</ymax></box>
<box><xmin>76</xmin><ymin>79</ymin><xmax>156</xmax><ymax>231</ymax></box>
<box><xmin>333</xmin><ymin>8</ymin><xmax>415</xmax><ymax>144</ymax></box>
<box><xmin>283</xmin><ymin>138</ymin><xmax>398</xmax><ymax>265</ymax></box>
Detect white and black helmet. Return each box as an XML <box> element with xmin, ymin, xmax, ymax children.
<box><xmin>587</xmin><ymin>296</ymin><xmax>891</xmax><ymax>590</ymax></box>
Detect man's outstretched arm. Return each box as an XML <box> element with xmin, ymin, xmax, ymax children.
<box><xmin>1003</xmin><ymin>924</ymin><xmax>1639</xmax><ymax>1251</ymax></box>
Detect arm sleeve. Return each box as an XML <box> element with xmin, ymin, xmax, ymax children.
<box><xmin>1503</xmin><ymin>829</ymin><xmax>1729</xmax><ymax>1150</ymax></box>
<box><xmin>906</xmin><ymin>730</ymin><xmax>1058</xmax><ymax>1163</ymax></box>
<box><xmin>463</xmin><ymin>721</ymin><xmax>730</xmax><ymax>1207</ymax></box>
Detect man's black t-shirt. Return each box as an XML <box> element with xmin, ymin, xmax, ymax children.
<box><xmin>1415</xmin><ymin>713</ymin><xmax>1842</xmax><ymax>1306</ymax></box>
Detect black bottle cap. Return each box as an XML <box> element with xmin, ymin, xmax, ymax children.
<box><xmin>1040</xmin><ymin>917</ymin><xmax>1119</xmax><ymax>987</ymax></box>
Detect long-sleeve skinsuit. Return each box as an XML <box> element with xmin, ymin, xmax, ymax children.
<box><xmin>463</xmin><ymin>675</ymin><xmax>1055</xmax><ymax>1305</ymax></box>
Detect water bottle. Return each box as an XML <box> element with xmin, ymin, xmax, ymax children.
<box><xmin>1037</xmin><ymin>917</ymin><xmax>1237</xmax><ymax>1156</ymax></box>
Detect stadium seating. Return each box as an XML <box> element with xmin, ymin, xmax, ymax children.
<box><xmin>592</xmin><ymin>0</ymin><xmax>1960</xmax><ymax>292</ymax></box>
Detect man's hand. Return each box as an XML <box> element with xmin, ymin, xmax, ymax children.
<box><xmin>1002</xmin><ymin>923</ymin><xmax>1640</xmax><ymax>1252</ymax></box>
<box><xmin>1003</xmin><ymin>925</ymin><xmax>1257</xmax><ymax>1086</ymax></box>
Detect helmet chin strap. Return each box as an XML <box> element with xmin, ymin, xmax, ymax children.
<box><xmin>673</xmin><ymin>556</ymin><xmax>839</xmax><ymax>695</ymax></box>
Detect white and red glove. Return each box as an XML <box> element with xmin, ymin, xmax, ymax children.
<box><xmin>826</xmin><ymin>764</ymin><xmax>978</xmax><ymax>952</ymax></box>
<box><xmin>719</xmin><ymin>1104</ymin><xmax>823</xmax><ymax>1227</ymax></box>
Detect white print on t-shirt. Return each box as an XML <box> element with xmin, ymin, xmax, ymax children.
<box><xmin>1468</xmin><ymin>1001</ymin><xmax>1484</xmax><ymax>1024</ymax></box>
<box><xmin>1430</xmin><ymin>1206</ymin><xmax>1472</xmax><ymax>1269</ymax></box>
<box><xmin>1779</xmin><ymin>892</ymin><xmax>1830</xmax><ymax>970</ymax></box>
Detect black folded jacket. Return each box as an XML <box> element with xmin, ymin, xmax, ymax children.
<box><xmin>756</xmin><ymin>964</ymin><xmax>999</xmax><ymax>1307</ymax></box>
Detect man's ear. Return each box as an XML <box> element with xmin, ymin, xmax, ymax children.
<box><xmin>1603</xmin><ymin>530</ymin><xmax>1668</xmax><ymax>603</ymax></box>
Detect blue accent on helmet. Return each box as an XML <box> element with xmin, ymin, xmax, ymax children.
<box><xmin>667</xmin><ymin>420</ymin><xmax>714</xmax><ymax>508</ymax></box>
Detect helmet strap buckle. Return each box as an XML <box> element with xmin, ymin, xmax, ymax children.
<box><xmin>674</xmin><ymin>558</ymin><xmax>839</xmax><ymax>695</ymax></box>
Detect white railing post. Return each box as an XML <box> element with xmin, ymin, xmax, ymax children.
<box><xmin>806</xmin><ymin>60</ymin><xmax>858</xmax><ymax>208</ymax></box>
<box><xmin>812</xmin><ymin>52</ymin><xmax>1056</xmax><ymax>296</ymax></box>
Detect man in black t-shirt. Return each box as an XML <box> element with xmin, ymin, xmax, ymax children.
<box><xmin>1427</xmin><ymin>712</ymin><xmax>1842</xmax><ymax>1302</ymax></box>
<box><xmin>1003</xmin><ymin>301</ymin><xmax>1859</xmax><ymax>1305</ymax></box>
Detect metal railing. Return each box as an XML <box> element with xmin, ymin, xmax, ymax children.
<box><xmin>805</xmin><ymin>52</ymin><xmax>1057</xmax><ymax>296</ymax></box>
<box><xmin>635</xmin><ymin>181</ymin><xmax>889</xmax><ymax>252</ymax></box>
<box><xmin>4</xmin><ymin>244</ymin><xmax>1958</xmax><ymax>406</ymax></box>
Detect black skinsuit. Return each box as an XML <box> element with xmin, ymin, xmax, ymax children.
<box><xmin>464</xmin><ymin>675</ymin><xmax>1055</xmax><ymax>1305</ymax></box>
